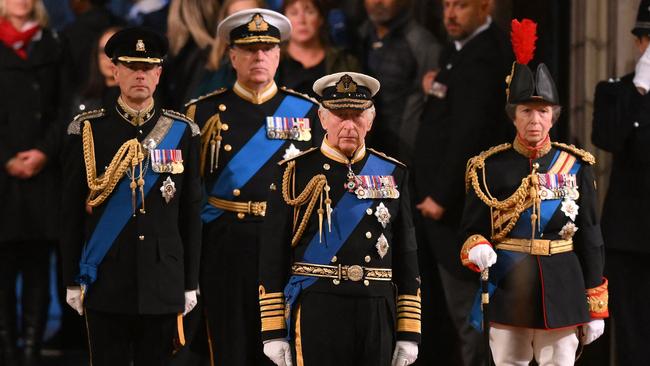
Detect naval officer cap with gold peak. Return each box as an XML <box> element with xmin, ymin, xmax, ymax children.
<box><xmin>217</xmin><ymin>8</ymin><xmax>292</xmax><ymax>45</ymax></box>
<box><xmin>104</xmin><ymin>27</ymin><xmax>168</xmax><ymax>65</ymax></box>
<box><xmin>313</xmin><ymin>72</ymin><xmax>381</xmax><ymax>110</ymax></box>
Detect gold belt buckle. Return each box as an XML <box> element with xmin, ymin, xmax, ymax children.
<box><xmin>346</xmin><ymin>265</ymin><xmax>364</xmax><ymax>282</ymax></box>
<box><xmin>530</xmin><ymin>239</ymin><xmax>550</xmax><ymax>256</ymax></box>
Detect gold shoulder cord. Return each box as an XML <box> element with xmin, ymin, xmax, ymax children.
<box><xmin>281</xmin><ymin>161</ymin><xmax>331</xmax><ymax>247</ymax></box>
<box><xmin>465</xmin><ymin>143</ymin><xmax>541</xmax><ymax>242</ymax></box>
<box><xmin>82</xmin><ymin>121</ymin><xmax>146</xmax><ymax>214</ymax></box>
<box><xmin>200</xmin><ymin>113</ymin><xmax>224</xmax><ymax>176</ymax></box>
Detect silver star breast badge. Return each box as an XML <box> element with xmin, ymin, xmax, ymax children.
<box><xmin>283</xmin><ymin>143</ymin><xmax>301</xmax><ymax>160</ymax></box>
<box><xmin>160</xmin><ymin>176</ymin><xmax>176</xmax><ymax>203</ymax></box>
<box><xmin>376</xmin><ymin>234</ymin><xmax>389</xmax><ymax>259</ymax></box>
<box><xmin>559</xmin><ymin>221</ymin><xmax>579</xmax><ymax>240</ymax></box>
<box><xmin>374</xmin><ymin>202</ymin><xmax>391</xmax><ymax>228</ymax></box>
<box><xmin>560</xmin><ymin>199</ymin><xmax>579</xmax><ymax>221</ymax></box>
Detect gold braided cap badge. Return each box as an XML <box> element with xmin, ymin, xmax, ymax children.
<box><xmin>136</xmin><ymin>39</ymin><xmax>146</xmax><ymax>52</ymax></box>
<box><xmin>248</xmin><ymin>14</ymin><xmax>269</xmax><ymax>32</ymax></box>
<box><xmin>336</xmin><ymin>74</ymin><xmax>357</xmax><ymax>93</ymax></box>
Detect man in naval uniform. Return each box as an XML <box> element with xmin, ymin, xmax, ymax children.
<box><xmin>459</xmin><ymin>19</ymin><xmax>608</xmax><ymax>366</ymax></box>
<box><xmin>592</xmin><ymin>1</ymin><xmax>650</xmax><ymax>364</ymax></box>
<box><xmin>184</xmin><ymin>8</ymin><xmax>322</xmax><ymax>366</ymax></box>
<box><xmin>258</xmin><ymin>72</ymin><xmax>420</xmax><ymax>366</ymax></box>
<box><xmin>60</xmin><ymin>27</ymin><xmax>201</xmax><ymax>366</ymax></box>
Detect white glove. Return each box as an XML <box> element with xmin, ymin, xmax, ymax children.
<box><xmin>391</xmin><ymin>341</ymin><xmax>418</xmax><ymax>366</ymax></box>
<box><xmin>580</xmin><ymin>319</ymin><xmax>605</xmax><ymax>345</ymax></box>
<box><xmin>634</xmin><ymin>45</ymin><xmax>650</xmax><ymax>94</ymax></box>
<box><xmin>263</xmin><ymin>339</ymin><xmax>293</xmax><ymax>366</ymax></box>
<box><xmin>66</xmin><ymin>287</ymin><xmax>84</xmax><ymax>315</ymax></box>
<box><xmin>468</xmin><ymin>244</ymin><xmax>497</xmax><ymax>270</ymax></box>
<box><xmin>183</xmin><ymin>290</ymin><xmax>198</xmax><ymax>316</ymax></box>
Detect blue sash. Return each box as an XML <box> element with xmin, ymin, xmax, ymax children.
<box><xmin>77</xmin><ymin>121</ymin><xmax>187</xmax><ymax>287</ymax></box>
<box><xmin>283</xmin><ymin>154</ymin><xmax>396</xmax><ymax>339</ymax></box>
<box><xmin>201</xmin><ymin>95</ymin><xmax>313</xmax><ymax>223</ymax></box>
<box><xmin>469</xmin><ymin>151</ymin><xmax>583</xmax><ymax>330</ymax></box>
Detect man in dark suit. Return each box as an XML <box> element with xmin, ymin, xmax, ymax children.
<box><xmin>60</xmin><ymin>27</ymin><xmax>201</xmax><ymax>366</ymax></box>
<box><xmin>591</xmin><ymin>1</ymin><xmax>650</xmax><ymax>364</ymax></box>
<box><xmin>412</xmin><ymin>0</ymin><xmax>513</xmax><ymax>364</ymax></box>
<box><xmin>185</xmin><ymin>9</ymin><xmax>322</xmax><ymax>366</ymax></box>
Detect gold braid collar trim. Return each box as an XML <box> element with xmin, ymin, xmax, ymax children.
<box><xmin>586</xmin><ymin>278</ymin><xmax>609</xmax><ymax>318</ymax></box>
<box><xmin>282</xmin><ymin>161</ymin><xmax>330</xmax><ymax>247</ymax></box>
<box><xmin>82</xmin><ymin>121</ymin><xmax>145</xmax><ymax>212</ymax></box>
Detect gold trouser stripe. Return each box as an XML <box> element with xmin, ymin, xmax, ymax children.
<box><xmin>496</xmin><ymin>238</ymin><xmax>573</xmax><ymax>255</ymax></box>
<box><xmin>204</xmin><ymin>307</ymin><xmax>216</xmax><ymax>366</ymax></box>
<box><xmin>261</xmin><ymin>316</ymin><xmax>286</xmax><ymax>332</ymax></box>
<box><xmin>397</xmin><ymin>318</ymin><xmax>421</xmax><ymax>333</ymax></box>
<box><xmin>84</xmin><ymin>308</ymin><xmax>94</xmax><ymax>366</ymax></box>
<box><xmin>295</xmin><ymin>304</ymin><xmax>304</xmax><ymax>366</ymax></box>
<box><xmin>208</xmin><ymin>196</ymin><xmax>267</xmax><ymax>216</ymax></box>
<box><xmin>176</xmin><ymin>313</ymin><xmax>186</xmax><ymax>347</ymax></box>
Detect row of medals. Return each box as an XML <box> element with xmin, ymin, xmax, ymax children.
<box><xmin>345</xmin><ymin>170</ymin><xmax>400</xmax><ymax>200</ymax></box>
<box><xmin>266</xmin><ymin>126</ymin><xmax>311</xmax><ymax>141</ymax></box>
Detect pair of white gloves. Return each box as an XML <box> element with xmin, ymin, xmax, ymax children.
<box><xmin>263</xmin><ymin>339</ymin><xmax>418</xmax><ymax>366</ymax></box>
<box><xmin>468</xmin><ymin>245</ymin><xmax>605</xmax><ymax>345</ymax></box>
<box><xmin>66</xmin><ymin>287</ymin><xmax>198</xmax><ymax>316</ymax></box>
<box><xmin>634</xmin><ymin>44</ymin><xmax>650</xmax><ymax>94</ymax></box>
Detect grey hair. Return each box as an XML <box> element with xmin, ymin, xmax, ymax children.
<box><xmin>505</xmin><ymin>103</ymin><xmax>562</xmax><ymax>124</ymax></box>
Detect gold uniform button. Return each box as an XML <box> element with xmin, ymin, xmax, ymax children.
<box><xmin>365</xmin><ymin>231</ymin><xmax>372</xmax><ymax>239</ymax></box>
<box><xmin>224</xmin><ymin>144</ymin><xmax>232</xmax><ymax>152</ymax></box>
<box><xmin>364</xmin><ymin>255</ymin><xmax>371</xmax><ymax>263</ymax></box>
<box><xmin>218</xmin><ymin>104</ymin><xmax>227</xmax><ymax>112</ymax></box>
<box><xmin>138</xmin><ymin>235</ymin><xmax>145</xmax><ymax>241</ymax></box>
<box><xmin>221</xmin><ymin>123</ymin><xmax>229</xmax><ymax>131</ymax></box>
<box><xmin>323</xmin><ymin>163</ymin><xmax>330</xmax><ymax>170</ymax></box>
<box><xmin>333</xmin><ymin>279</ymin><xmax>340</xmax><ymax>285</ymax></box>
<box><xmin>331</xmin><ymin>256</ymin><xmax>337</xmax><ymax>263</ymax></box>
<box><xmin>237</xmin><ymin>212</ymin><xmax>245</xmax><ymax>219</ymax></box>
<box><xmin>366</xmin><ymin>208</ymin><xmax>373</xmax><ymax>215</ymax></box>
<box><xmin>233</xmin><ymin>189</ymin><xmax>241</xmax><ymax>197</ymax></box>
<box><xmin>363</xmin><ymin>280</ymin><xmax>370</xmax><ymax>286</ymax></box>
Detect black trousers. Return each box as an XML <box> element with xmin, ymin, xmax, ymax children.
<box><xmin>606</xmin><ymin>249</ymin><xmax>650</xmax><ymax>366</ymax></box>
<box><xmin>85</xmin><ymin>309</ymin><xmax>177</xmax><ymax>366</ymax></box>
<box><xmin>200</xmin><ymin>219</ymin><xmax>273</xmax><ymax>366</ymax></box>
<box><xmin>293</xmin><ymin>292</ymin><xmax>394</xmax><ymax>366</ymax></box>
<box><xmin>0</xmin><ymin>241</ymin><xmax>51</xmax><ymax>349</ymax></box>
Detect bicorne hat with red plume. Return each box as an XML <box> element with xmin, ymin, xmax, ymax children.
<box><xmin>505</xmin><ymin>19</ymin><xmax>559</xmax><ymax>105</ymax></box>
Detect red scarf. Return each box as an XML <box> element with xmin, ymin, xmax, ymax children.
<box><xmin>0</xmin><ymin>17</ymin><xmax>40</xmax><ymax>60</ymax></box>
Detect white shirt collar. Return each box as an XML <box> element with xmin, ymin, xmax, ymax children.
<box><xmin>454</xmin><ymin>16</ymin><xmax>492</xmax><ymax>51</ymax></box>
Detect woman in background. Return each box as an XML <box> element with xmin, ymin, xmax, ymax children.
<box><xmin>0</xmin><ymin>0</ymin><xmax>67</xmax><ymax>364</ymax></box>
<box><xmin>162</xmin><ymin>0</ymin><xmax>220</xmax><ymax>110</ymax></box>
<box><xmin>278</xmin><ymin>0</ymin><xmax>359</xmax><ymax>97</ymax></box>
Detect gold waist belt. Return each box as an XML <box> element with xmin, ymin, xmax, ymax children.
<box><xmin>496</xmin><ymin>238</ymin><xmax>573</xmax><ymax>256</ymax></box>
<box><xmin>291</xmin><ymin>262</ymin><xmax>392</xmax><ymax>282</ymax></box>
<box><xmin>207</xmin><ymin>197</ymin><xmax>267</xmax><ymax>217</ymax></box>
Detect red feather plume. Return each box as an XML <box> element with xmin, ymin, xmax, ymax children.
<box><xmin>510</xmin><ymin>19</ymin><xmax>537</xmax><ymax>65</ymax></box>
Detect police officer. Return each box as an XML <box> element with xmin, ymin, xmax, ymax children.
<box><xmin>60</xmin><ymin>27</ymin><xmax>201</xmax><ymax>366</ymax></box>
<box><xmin>460</xmin><ymin>19</ymin><xmax>608</xmax><ymax>366</ymax></box>
<box><xmin>184</xmin><ymin>8</ymin><xmax>321</xmax><ymax>366</ymax></box>
<box><xmin>592</xmin><ymin>1</ymin><xmax>650</xmax><ymax>364</ymax></box>
<box><xmin>259</xmin><ymin>72</ymin><xmax>420</xmax><ymax>366</ymax></box>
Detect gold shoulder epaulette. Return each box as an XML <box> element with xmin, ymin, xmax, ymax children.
<box><xmin>367</xmin><ymin>148</ymin><xmax>407</xmax><ymax>168</ymax></box>
<box><xmin>280</xmin><ymin>86</ymin><xmax>321</xmax><ymax>107</ymax></box>
<box><xmin>552</xmin><ymin>142</ymin><xmax>596</xmax><ymax>165</ymax></box>
<box><xmin>464</xmin><ymin>143</ymin><xmax>512</xmax><ymax>192</ymax></box>
<box><xmin>67</xmin><ymin>108</ymin><xmax>106</xmax><ymax>135</ymax></box>
<box><xmin>277</xmin><ymin>147</ymin><xmax>318</xmax><ymax>165</ymax></box>
<box><xmin>163</xmin><ymin>109</ymin><xmax>200</xmax><ymax>136</ymax></box>
<box><xmin>184</xmin><ymin>87</ymin><xmax>228</xmax><ymax>107</ymax></box>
